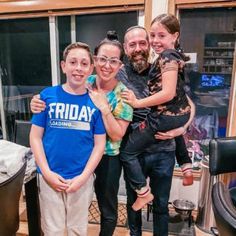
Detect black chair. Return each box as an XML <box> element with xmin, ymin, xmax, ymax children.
<box><xmin>0</xmin><ymin>161</ymin><xmax>27</xmax><ymax>236</ymax></box>
<box><xmin>14</xmin><ymin>119</ymin><xmax>42</xmax><ymax>236</ymax></box>
<box><xmin>209</xmin><ymin>137</ymin><xmax>236</xmax><ymax>236</ymax></box>
<box><xmin>14</xmin><ymin>119</ymin><xmax>31</xmax><ymax>147</ymax></box>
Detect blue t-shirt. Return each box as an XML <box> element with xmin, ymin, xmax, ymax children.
<box><xmin>31</xmin><ymin>85</ymin><xmax>105</xmax><ymax>179</ymax></box>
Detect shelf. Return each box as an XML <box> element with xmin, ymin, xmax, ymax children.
<box><xmin>203</xmin><ymin>56</ymin><xmax>233</xmax><ymax>59</ymax></box>
<box><xmin>202</xmin><ymin>33</ymin><xmax>235</xmax><ymax>82</ymax></box>
<box><xmin>203</xmin><ymin>64</ymin><xmax>232</xmax><ymax>66</ymax></box>
<box><xmin>204</xmin><ymin>47</ymin><xmax>234</xmax><ymax>50</ymax></box>
<box><xmin>201</xmin><ymin>72</ymin><xmax>232</xmax><ymax>75</ymax></box>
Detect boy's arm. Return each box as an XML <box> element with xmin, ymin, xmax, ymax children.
<box><xmin>122</xmin><ymin>70</ymin><xmax>178</xmax><ymax>108</ymax></box>
<box><xmin>30</xmin><ymin>124</ymin><xmax>69</xmax><ymax>191</ymax></box>
<box><xmin>30</xmin><ymin>94</ymin><xmax>46</xmax><ymax>113</ymax></box>
<box><xmin>66</xmin><ymin>133</ymin><xmax>106</xmax><ymax>193</ymax></box>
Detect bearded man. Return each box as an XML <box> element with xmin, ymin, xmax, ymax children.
<box><xmin>118</xmin><ymin>26</ymin><xmax>177</xmax><ymax>236</ymax></box>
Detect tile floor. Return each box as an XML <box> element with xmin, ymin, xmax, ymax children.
<box><xmin>17</xmin><ymin>198</ymin><xmax>212</xmax><ymax>236</ymax></box>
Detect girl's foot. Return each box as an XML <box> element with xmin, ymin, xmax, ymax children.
<box><xmin>182</xmin><ymin>164</ymin><xmax>193</xmax><ymax>186</ymax></box>
<box><xmin>132</xmin><ymin>192</ymin><xmax>154</xmax><ymax>211</ymax></box>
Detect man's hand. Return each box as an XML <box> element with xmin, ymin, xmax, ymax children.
<box><xmin>30</xmin><ymin>94</ymin><xmax>46</xmax><ymax>113</ymax></box>
<box><xmin>154</xmin><ymin>126</ymin><xmax>186</xmax><ymax>140</ymax></box>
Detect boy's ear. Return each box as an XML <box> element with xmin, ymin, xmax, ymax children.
<box><xmin>60</xmin><ymin>61</ymin><xmax>66</xmax><ymax>73</ymax></box>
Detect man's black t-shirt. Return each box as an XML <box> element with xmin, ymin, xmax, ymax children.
<box><xmin>117</xmin><ymin>60</ymin><xmax>175</xmax><ymax>153</ymax></box>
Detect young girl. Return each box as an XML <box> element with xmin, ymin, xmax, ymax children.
<box><xmin>121</xmin><ymin>14</ymin><xmax>193</xmax><ymax>211</ymax></box>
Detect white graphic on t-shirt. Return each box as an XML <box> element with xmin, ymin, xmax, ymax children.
<box><xmin>48</xmin><ymin>103</ymin><xmax>96</xmax><ymax>130</ymax></box>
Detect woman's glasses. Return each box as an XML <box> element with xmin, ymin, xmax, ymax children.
<box><xmin>95</xmin><ymin>56</ymin><xmax>122</xmax><ymax>68</ymax></box>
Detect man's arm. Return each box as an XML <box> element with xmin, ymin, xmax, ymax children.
<box><xmin>183</xmin><ymin>95</ymin><xmax>195</xmax><ymax>132</ymax></box>
<box><xmin>66</xmin><ymin>133</ymin><xmax>106</xmax><ymax>193</ymax></box>
<box><xmin>155</xmin><ymin>95</ymin><xmax>195</xmax><ymax>140</ymax></box>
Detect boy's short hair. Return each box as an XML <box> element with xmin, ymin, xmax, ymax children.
<box><xmin>63</xmin><ymin>42</ymin><xmax>93</xmax><ymax>64</ymax></box>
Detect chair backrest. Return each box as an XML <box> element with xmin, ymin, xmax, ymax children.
<box><xmin>212</xmin><ymin>182</ymin><xmax>236</xmax><ymax>236</ymax></box>
<box><xmin>14</xmin><ymin>120</ymin><xmax>31</xmax><ymax>147</ymax></box>
<box><xmin>209</xmin><ymin>137</ymin><xmax>236</xmax><ymax>176</ymax></box>
<box><xmin>0</xmin><ymin>161</ymin><xmax>27</xmax><ymax>236</ymax></box>
<box><xmin>209</xmin><ymin>137</ymin><xmax>236</xmax><ymax>236</ymax></box>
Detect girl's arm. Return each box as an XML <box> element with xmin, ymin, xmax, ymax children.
<box><xmin>66</xmin><ymin>133</ymin><xmax>106</xmax><ymax>193</ymax></box>
<box><xmin>30</xmin><ymin>125</ymin><xmax>69</xmax><ymax>191</ymax></box>
<box><xmin>122</xmin><ymin>70</ymin><xmax>178</xmax><ymax>108</ymax></box>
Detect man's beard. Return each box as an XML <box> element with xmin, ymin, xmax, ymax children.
<box><xmin>128</xmin><ymin>50</ymin><xmax>149</xmax><ymax>73</ymax></box>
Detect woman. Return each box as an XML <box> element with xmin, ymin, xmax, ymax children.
<box><xmin>87</xmin><ymin>31</ymin><xmax>133</xmax><ymax>236</ymax></box>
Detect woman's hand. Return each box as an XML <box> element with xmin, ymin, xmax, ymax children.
<box><xmin>30</xmin><ymin>94</ymin><xmax>46</xmax><ymax>113</ymax></box>
<box><xmin>88</xmin><ymin>88</ymin><xmax>111</xmax><ymax>115</ymax></box>
<box><xmin>121</xmin><ymin>89</ymin><xmax>139</xmax><ymax>108</ymax></box>
<box><xmin>154</xmin><ymin>126</ymin><xmax>186</xmax><ymax>140</ymax></box>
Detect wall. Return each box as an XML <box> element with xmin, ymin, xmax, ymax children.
<box><xmin>138</xmin><ymin>0</ymin><xmax>168</xmax><ymax>26</ymax></box>
<box><xmin>152</xmin><ymin>0</ymin><xmax>168</xmax><ymax>18</ymax></box>
<box><xmin>170</xmin><ymin>176</ymin><xmax>200</xmax><ymax>208</ymax></box>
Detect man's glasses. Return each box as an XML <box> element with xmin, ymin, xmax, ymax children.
<box><xmin>94</xmin><ymin>56</ymin><xmax>122</xmax><ymax>68</ymax></box>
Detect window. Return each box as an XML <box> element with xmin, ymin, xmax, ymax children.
<box><xmin>0</xmin><ymin>17</ymin><xmax>50</xmax><ymax>139</ymax></box>
<box><xmin>0</xmin><ymin>11</ymin><xmax>138</xmax><ymax>140</ymax></box>
<box><xmin>179</xmin><ymin>7</ymin><xmax>236</xmax><ymax>170</ymax></box>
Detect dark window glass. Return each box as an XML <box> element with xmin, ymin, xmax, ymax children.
<box><xmin>76</xmin><ymin>11</ymin><xmax>138</xmax><ymax>52</ymax></box>
<box><xmin>0</xmin><ymin>18</ymin><xmax>50</xmax><ymax>139</ymax></box>
<box><xmin>58</xmin><ymin>16</ymin><xmax>71</xmax><ymax>83</ymax></box>
<box><xmin>0</xmin><ymin>18</ymin><xmax>51</xmax><ymax>87</ymax></box>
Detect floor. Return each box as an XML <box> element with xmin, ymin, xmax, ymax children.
<box><xmin>17</xmin><ymin>222</ymin><xmax>211</xmax><ymax>236</ymax></box>
<box><xmin>87</xmin><ymin>223</ymin><xmax>211</xmax><ymax>236</ymax></box>
<box><xmin>17</xmin><ymin>197</ymin><xmax>212</xmax><ymax>236</ymax></box>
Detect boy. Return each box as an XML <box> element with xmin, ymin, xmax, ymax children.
<box><xmin>30</xmin><ymin>42</ymin><xmax>106</xmax><ymax>236</ymax></box>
